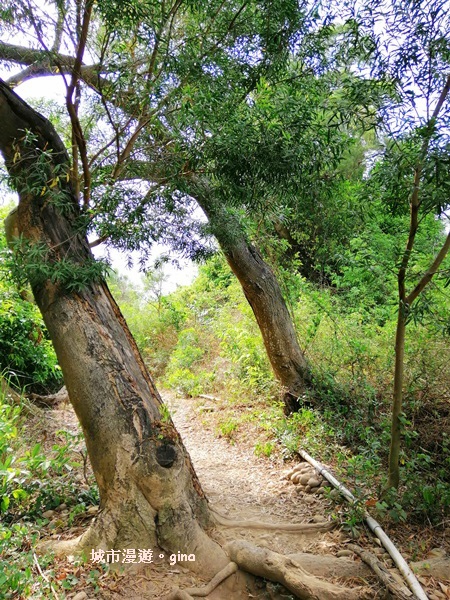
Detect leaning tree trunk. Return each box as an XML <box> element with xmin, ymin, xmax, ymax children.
<box><xmin>0</xmin><ymin>80</ymin><xmax>229</xmax><ymax>577</ymax></box>
<box><xmin>191</xmin><ymin>182</ymin><xmax>312</xmax><ymax>414</ymax></box>
<box><xmin>223</xmin><ymin>236</ymin><xmax>312</xmax><ymax>415</ymax></box>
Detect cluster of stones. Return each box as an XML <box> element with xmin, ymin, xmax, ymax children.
<box><xmin>284</xmin><ymin>462</ymin><xmax>330</xmax><ymax>495</ymax></box>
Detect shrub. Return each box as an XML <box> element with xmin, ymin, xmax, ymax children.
<box><xmin>0</xmin><ymin>292</ymin><xmax>62</xmax><ymax>393</ymax></box>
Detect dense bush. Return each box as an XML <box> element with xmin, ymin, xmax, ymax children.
<box><xmin>0</xmin><ymin>207</ymin><xmax>62</xmax><ymax>393</ymax></box>
<box><xmin>0</xmin><ymin>292</ymin><xmax>62</xmax><ymax>393</ymax></box>
<box><xmin>0</xmin><ymin>379</ymin><xmax>99</xmax><ymax>598</ymax></box>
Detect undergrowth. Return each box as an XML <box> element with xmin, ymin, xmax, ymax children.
<box><xmin>0</xmin><ymin>380</ymin><xmax>99</xmax><ymax>598</ymax></box>
<box><xmin>121</xmin><ymin>254</ymin><xmax>450</xmax><ymax>528</ymax></box>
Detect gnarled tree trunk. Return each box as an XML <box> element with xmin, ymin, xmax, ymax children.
<box><xmin>0</xmin><ymin>79</ymin><xmax>228</xmax><ymax>577</ymax></box>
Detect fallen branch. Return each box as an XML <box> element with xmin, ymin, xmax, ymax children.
<box><xmin>348</xmin><ymin>544</ymin><xmax>412</xmax><ymax>600</ymax></box>
<box><xmin>225</xmin><ymin>540</ymin><xmax>373</xmax><ymax>600</ymax></box>
<box><xmin>197</xmin><ymin>394</ymin><xmax>221</xmax><ymax>402</ymax></box>
<box><xmin>164</xmin><ymin>561</ymin><xmax>238</xmax><ymax>599</ymax></box>
<box><xmin>28</xmin><ymin>386</ymin><xmax>69</xmax><ymax>408</ymax></box>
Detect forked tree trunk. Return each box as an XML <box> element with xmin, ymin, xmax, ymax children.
<box><xmin>0</xmin><ymin>80</ymin><xmax>228</xmax><ymax>576</ymax></box>
<box><xmin>192</xmin><ymin>184</ymin><xmax>312</xmax><ymax>414</ymax></box>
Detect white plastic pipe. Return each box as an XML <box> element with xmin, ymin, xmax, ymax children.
<box><xmin>299</xmin><ymin>449</ymin><xmax>428</xmax><ymax>600</ymax></box>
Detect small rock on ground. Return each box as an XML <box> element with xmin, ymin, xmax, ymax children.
<box><xmin>72</xmin><ymin>592</ymin><xmax>88</xmax><ymax>600</ymax></box>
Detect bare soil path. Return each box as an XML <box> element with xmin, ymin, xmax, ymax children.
<box><xmin>57</xmin><ymin>391</ymin><xmax>357</xmax><ymax>599</ymax></box>
<box><xmin>166</xmin><ymin>392</ymin><xmax>341</xmax><ymax>558</ymax></box>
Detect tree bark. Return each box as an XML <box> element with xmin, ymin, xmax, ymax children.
<box><xmin>226</xmin><ymin>540</ymin><xmax>373</xmax><ymax>600</ymax></box>
<box><xmin>191</xmin><ymin>183</ymin><xmax>312</xmax><ymax>414</ymax></box>
<box><xmin>0</xmin><ymin>79</ymin><xmax>229</xmax><ymax>577</ymax></box>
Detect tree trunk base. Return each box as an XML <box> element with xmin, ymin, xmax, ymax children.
<box><xmin>38</xmin><ymin>495</ymin><xmax>230</xmax><ymax>579</ymax></box>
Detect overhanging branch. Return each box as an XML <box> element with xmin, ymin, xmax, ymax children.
<box><xmin>0</xmin><ymin>41</ymin><xmax>101</xmax><ymax>88</ymax></box>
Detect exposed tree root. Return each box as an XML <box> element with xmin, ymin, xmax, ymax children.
<box><xmin>28</xmin><ymin>386</ymin><xmax>69</xmax><ymax>407</ymax></box>
<box><xmin>210</xmin><ymin>507</ymin><xmax>333</xmax><ymax>532</ymax></box>
<box><xmin>38</xmin><ymin>499</ymin><xmax>230</xmax><ymax>579</ymax></box>
<box><xmin>348</xmin><ymin>544</ymin><xmax>412</xmax><ymax>599</ymax></box>
<box><xmin>225</xmin><ymin>539</ymin><xmax>375</xmax><ymax>600</ymax></box>
<box><xmin>287</xmin><ymin>552</ymin><xmax>372</xmax><ymax>580</ymax></box>
<box><xmin>163</xmin><ymin>561</ymin><xmax>238</xmax><ymax>599</ymax></box>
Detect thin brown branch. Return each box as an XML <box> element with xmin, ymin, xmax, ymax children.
<box><xmin>25</xmin><ymin>0</ymin><xmax>52</xmax><ymax>53</ymax></box>
<box><xmin>347</xmin><ymin>545</ymin><xmax>412</xmax><ymax>600</ymax></box>
<box><xmin>89</xmin><ymin>234</ymin><xmax>109</xmax><ymax>248</ymax></box>
<box><xmin>430</xmin><ymin>73</ymin><xmax>450</xmax><ymax>121</ymax></box>
<box><xmin>200</xmin><ymin>0</ymin><xmax>227</xmax><ymax>45</ymax></box>
<box><xmin>398</xmin><ymin>73</ymin><xmax>450</xmax><ymax>302</ymax></box>
<box><xmin>66</xmin><ymin>0</ymin><xmax>93</xmax><ymax>207</ymax></box>
<box><xmin>152</xmin><ymin>1</ymin><xmax>184</xmax><ymax>85</ymax></box>
<box><xmin>88</xmin><ymin>118</ymin><xmax>134</xmax><ymax>168</ymax></box>
<box><xmin>111</xmin><ymin>117</ymin><xmax>152</xmax><ymax>180</ymax></box>
<box><xmin>397</xmin><ymin>166</ymin><xmax>421</xmax><ymax>302</ymax></box>
<box><xmin>200</xmin><ymin>1</ymin><xmax>249</xmax><ymax>61</ymax></box>
<box><xmin>406</xmin><ymin>230</ymin><xmax>450</xmax><ymax>305</ymax></box>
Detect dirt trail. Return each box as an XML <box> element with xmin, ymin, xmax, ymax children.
<box><xmin>34</xmin><ymin>392</ymin><xmax>449</xmax><ymax>599</ymax></box>
<box><xmin>166</xmin><ymin>393</ymin><xmax>341</xmax><ymax>558</ymax></box>
<box><xmin>45</xmin><ymin>394</ymin><xmax>368</xmax><ymax>599</ymax></box>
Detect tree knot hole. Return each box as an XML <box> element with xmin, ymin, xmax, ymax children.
<box><xmin>156</xmin><ymin>443</ymin><xmax>177</xmax><ymax>468</ymax></box>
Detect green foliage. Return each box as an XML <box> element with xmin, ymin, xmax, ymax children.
<box><xmin>3</xmin><ymin>131</ymin><xmax>110</xmax><ymax>294</ymax></box>
<box><xmin>6</xmin><ymin>130</ymin><xmax>74</xmax><ymax>216</ymax></box>
<box><xmin>121</xmin><ymin>251</ymin><xmax>450</xmax><ymax>524</ymax></box>
<box><xmin>0</xmin><ymin>523</ymin><xmax>53</xmax><ymax>598</ymax></box>
<box><xmin>7</xmin><ymin>237</ymin><xmax>110</xmax><ymax>294</ymax></box>
<box><xmin>165</xmin><ymin>328</ymin><xmax>211</xmax><ymax>396</ymax></box>
<box><xmin>167</xmin><ymin>328</ymin><xmax>204</xmax><ymax>369</ymax></box>
<box><xmin>219</xmin><ymin>326</ymin><xmax>273</xmax><ymax>395</ymax></box>
<box><xmin>254</xmin><ymin>441</ymin><xmax>275</xmax><ymax>458</ymax></box>
<box><xmin>165</xmin><ymin>368</ymin><xmax>203</xmax><ymax>398</ymax></box>
<box><xmin>274</xmin><ymin>408</ymin><xmax>336</xmax><ymax>460</ymax></box>
<box><xmin>107</xmin><ymin>270</ymin><xmax>186</xmax><ymax>377</ymax></box>
<box><xmin>216</xmin><ymin>418</ymin><xmax>238</xmax><ymax>440</ymax></box>
<box><xmin>0</xmin><ymin>379</ymin><xmax>100</xmax><ymax>598</ymax></box>
<box><xmin>0</xmin><ymin>294</ymin><xmax>61</xmax><ymax>391</ymax></box>
<box><xmin>0</xmin><ymin>208</ymin><xmax>62</xmax><ymax>393</ymax></box>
